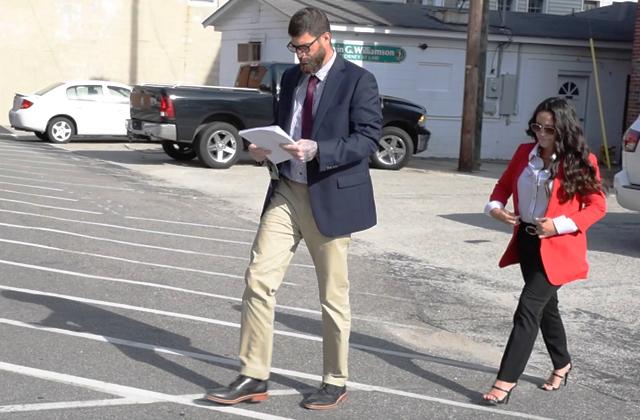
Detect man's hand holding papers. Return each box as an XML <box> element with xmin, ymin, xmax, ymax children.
<box><xmin>240</xmin><ymin>125</ymin><xmax>318</xmax><ymax>164</ymax></box>
<box><xmin>239</xmin><ymin>125</ymin><xmax>295</xmax><ymax>164</ymax></box>
<box><xmin>280</xmin><ymin>140</ymin><xmax>318</xmax><ymax>162</ymax></box>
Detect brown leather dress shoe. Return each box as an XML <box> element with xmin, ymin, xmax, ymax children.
<box><xmin>205</xmin><ymin>375</ymin><xmax>268</xmax><ymax>405</ymax></box>
<box><xmin>302</xmin><ymin>383</ymin><xmax>347</xmax><ymax>410</ymax></box>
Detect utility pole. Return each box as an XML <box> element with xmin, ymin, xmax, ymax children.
<box><xmin>458</xmin><ymin>0</ymin><xmax>489</xmax><ymax>172</ymax></box>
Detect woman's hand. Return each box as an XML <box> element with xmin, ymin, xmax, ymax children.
<box><xmin>489</xmin><ymin>208</ymin><xmax>520</xmax><ymax>226</ymax></box>
<box><xmin>534</xmin><ymin>217</ymin><xmax>558</xmax><ymax>238</ymax></box>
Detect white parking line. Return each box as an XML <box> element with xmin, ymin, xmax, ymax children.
<box><xmin>0</xmin><ymin>258</ymin><xmax>440</xmax><ymax>329</ymax></box>
<box><xmin>0</xmin><ymin>397</ymin><xmax>157</xmax><ymax>413</ymax></box>
<box><xmin>0</xmin><ymin>163</ymin><xmax>106</xmax><ymax>174</ymax></box>
<box><xmin>0</xmin><ymin>391</ymin><xmax>304</xmax><ymax>413</ymax></box>
<box><xmin>0</xmin><ymin>174</ymin><xmax>135</xmax><ymax>191</ymax></box>
<box><xmin>0</xmin><ymin>220</ymin><xmax>314</xmax><ymax>268</ymax></box>
<box><xmin>0</xmin><ymin>198</ymin><xmax>102</xmax><ymax>214</ymax></box>
<box><xmin>3</xmin><ymin>158</ymin><xmax>119</xmax><ymax>172</ymax></box>
<box><xmin>0</xmin><ymin>238</ymin><xmax>300</xmax><ymax>286</ymax></box>
<box><xmin>3</xmin><ymin>157</ymin><xmax>95</xmax><ymax>167</ymax></box>
<box><xmin>0</xmin><ymin>209</ymin><xmax>252</xmax><ymax>245</ymax></box>
<box><xmin>0</xmin><ymin>258</ymin><xmax>309</xmax><ymax>310</ymax></box>
<box><xmin>0</xmin><ymin>285</ymin><xmax>294</xmax><ymax>337</ymax></box>
<box><xmin>126</xmin><ymin>216</ymin><xmax>256</xmax><ymax>233</ymax></box>
<box><xmin>0</xmin><ymin>146</ymin><xmax>69</xmax><ymax>154</ymax></box>
<box><xmin>0</xmin><ymin>320</ymin><xmax>550</xmax><ymax>419</ymax></box>
<box><xmin>0</xmin><ymin>167</ymin><xmax>86</xmax><ymax>177</ymax></box>
<box><xmin>0</xmin><ymin>284</ymin><xmax>491</xmax><ymax>366</ymax></box>
<box><xmin>0</xmin><ymin>149</ymin><xmax>68</xmax><ymax>156</ymax></box>
<box><xmin>0</xmin><ymin>210</ymin><xmax>316</xmax><ymax>264</ymax></box>
<box><xmin>0</xmin><ymin>238</ymin><xmax>241</xmax><ymax>278</ymax></box>
<box><xmin>0</xmin><ymin>362</ymin><xmax>293</xmax><ymax>420</ymax></box>
<box><xmin>0</xmin><ymin>180</ymin><xmax>64</xmax><ymax>191</ymax></box>
<box><xmin>0</xmin><ymin>188</ymin><xmax>77</xmax><ymax>201</ymax></box>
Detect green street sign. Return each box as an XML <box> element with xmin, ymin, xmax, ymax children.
<box><xmin>333</xmin><ymin>43</ymin><xmax>406</xmax><ymax>63</ymax></box>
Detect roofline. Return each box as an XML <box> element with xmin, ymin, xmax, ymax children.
<box><xmin>330</xmin><ymin>25</ymin><xmax>632</xmax><ymax>50</ymax></box>
<box><xmin>202</xmin><ymin>0</ymin><xmax>290</xmax><ymax>28</ymax></box>
<box><xmin>202</xmin><ymin>0</ymin><xmax>235</xmax><ymax>27</ymax></box>
<box><xmin>203</xmin><ymin>0</ymin><xmax>632</xmax><ymax>49</ymax></box>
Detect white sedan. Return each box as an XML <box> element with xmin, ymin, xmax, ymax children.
<box><xmin>8</xmin><ymin>80</ymin><xmax>132</xmax><ymax>143</ymax></box>
<box><xmin>614</xmin><ymin>115</ymin><xmax>640</xmax><ymax>211</ymax></box>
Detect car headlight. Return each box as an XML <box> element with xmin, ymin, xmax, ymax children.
<box><xmin>418</xmin><ymin>114</ymin><xmax>426</xmax><ymax>125</ymax></box>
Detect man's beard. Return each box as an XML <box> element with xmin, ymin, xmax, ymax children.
<box><xmin>300</xmin><ymin>45</ymin><xmax>326</xmax><ymax>74</ymax></box>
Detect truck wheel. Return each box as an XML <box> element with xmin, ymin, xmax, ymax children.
<box><xmin>195</xmin><ymin>122</ymin><xmax>241</xmax><ymax>169</ymax></box>
<box><xmin>46</xmin><ymin>117</ymin><xmax>75</xmax><ymax>143</ymax></box>
<box><xmin>371</xmin><ymin>126</ymin><xmax>414</xmax><ymax>170</ymax></box>
<box><xmin>162</xmin><ymin>141</ymin><xmax>196</xmax><ymax>161</ymax></box>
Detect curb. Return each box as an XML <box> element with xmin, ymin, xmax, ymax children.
<box><xmin>0</xmin><ymin>126</ymin><xmax>33</xmax><ymax>140</ymax></box>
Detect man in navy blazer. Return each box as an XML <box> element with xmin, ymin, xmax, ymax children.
<box><xmin>206</xmin><ymin>6</ymin><xmax>382</xmax><ymax>410</ymax></box>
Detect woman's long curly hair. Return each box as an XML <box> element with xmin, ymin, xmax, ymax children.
<box><xmin>525</xmin><ymin>97</ymin><xmax>603</xmax><ymax>201</ymax></box>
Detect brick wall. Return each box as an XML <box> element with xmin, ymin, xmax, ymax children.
<box><xmin>626</xmin><ymin>2</ymin><xmax>640</xmax><ymax>128</ymax></box>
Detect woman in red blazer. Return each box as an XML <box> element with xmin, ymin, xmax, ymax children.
<box><xmin>481</xmin><ymin>97</ymin><xmax>606</xmax><ymax>405</ymax></box>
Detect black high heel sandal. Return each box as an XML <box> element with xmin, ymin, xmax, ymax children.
<box><xmin>540</xmin><ymin>364</ymin><xmax>572</xmax><ymax>391</ymax></box>
<box><xmin>482</xmin><ymin>384</ymin><xmax>517</xmax><ymax>406</ymax></box>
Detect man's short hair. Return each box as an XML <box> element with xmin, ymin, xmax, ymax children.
<box><xmin>288</xmin><ymin>7</ymin><xmax>330</xmax><ymax>37</ymax></box>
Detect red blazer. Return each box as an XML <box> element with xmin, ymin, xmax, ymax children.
<box><xmin>490</xmin><ymin>142</ymin><xmax>607</xmax><ymax>285</ymax></box>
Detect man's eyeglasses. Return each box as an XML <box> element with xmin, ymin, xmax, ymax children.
<box><xmin>530</xmin><ymin>122</ymin><xmax>557</xmax><ymax>136</ymax></box>
<box><xmin>287</xmin><ymin>34</ymin><xmax>322</xmax><ymax>54</ymax></box>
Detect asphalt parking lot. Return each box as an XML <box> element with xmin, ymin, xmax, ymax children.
<box><xmin>0</xmin><ymin>134</ymin><xmax>638</xmax><ymax>419</ymax></box>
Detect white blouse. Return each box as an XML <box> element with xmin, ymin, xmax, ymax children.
<box><xmin>485</xmin><ymin>144</ymin><xmax>578</xmax><ymax>235</ymax></box>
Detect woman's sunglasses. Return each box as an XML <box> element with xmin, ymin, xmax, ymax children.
<box><xmin>530</xmin><ymin>123</ymin><xmax>557</xmax><ymax>136</ymax></box>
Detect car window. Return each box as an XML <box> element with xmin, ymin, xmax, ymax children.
<box><xmin>107</xmin><ymin>86</ymin><xmax>131</xmax><ymax>101</ymax></box>
<box><xmin>258</xmin><ymin>68</ymin><xmax>273</xmax><ymax>92</ymax></box>
<box><xmin>36</xmin><ymin>82</ymin><xmax>65</xmax><ymax>96</ymax></box>
<box><xmin>235</xmin><ymin>65</ymin><xmax>267</xmax><ymax>89</ymax></box>
<box><xmin>66</xmin><ymin>85</ymin><xmax>104</xmax><ymax>101</ymax></box>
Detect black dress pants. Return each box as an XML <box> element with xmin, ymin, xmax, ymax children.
<box><xmin>497</xmin><ymin>223</ymin><xmax>572</xmax><ymax>383</ymax></box>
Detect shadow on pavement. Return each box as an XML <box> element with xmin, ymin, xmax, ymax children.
<box><xmin>438</xmin><ymin>213</ymin><xmax>512</xmax><ymax>234</ymax></box>
<box><xmin>231</xmin><ymin>305</ymin><xmax>544</xmax><ymax>401</ymax></box>
<box><xmin>439</xmin><ymin>212</ymin><xmax>640</xmax><ymax>258</ymax></box>
<box><xmin>1</xmin><ymin>290</ymin><xmax>310</xmax><ymax>396</ymax></box>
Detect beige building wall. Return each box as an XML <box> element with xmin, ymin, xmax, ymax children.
<box><xmin>1</xmin><ymin>0</ymin><xmax>225</xmax><ymax>126</ymax></box>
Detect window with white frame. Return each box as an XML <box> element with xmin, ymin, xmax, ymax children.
<box><xmin>237</xmin><ymin>42</ymin><xmax>261</xmax><ymax>62</ymax></box>
<box><xmin>498</xmin><ymin>0</ymin><xmax>513</xmax><ymax>11</ymax></box>
<box><xmin>583</xmin><ymin>0</ymin><xmax>600</xmax><ymax>11</ymax></box>
<box><xmin>528</xmin><ymin>0</ymin><xmax>544</xmax><ymax>13</ymax></box>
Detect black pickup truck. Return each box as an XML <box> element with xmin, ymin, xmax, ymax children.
<box><xmin>127</xmin><ymin>62</ymin><xmax>430</xmax><ymax>170</ymax></box>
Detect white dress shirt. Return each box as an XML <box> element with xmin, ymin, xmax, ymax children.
<box><xmin>485</xmin><ymin>144</ymin><xmax>578</xmax><ymax>235</ymax></box>
<box><xmin>281</xmin><ymin>50</ymin><xmax>337</xmax><ymax>184</ymax></box>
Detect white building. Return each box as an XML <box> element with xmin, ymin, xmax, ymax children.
<box><xmin>204</xmin><ymin>0</ymin><xmax>634</xmax><ymax>160</ymax></box>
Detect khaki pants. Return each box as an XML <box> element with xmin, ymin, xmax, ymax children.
<box><xmin>239</xmin><ymin>179</ymin><xmax>351</xmax><ymax>386</ymax></box>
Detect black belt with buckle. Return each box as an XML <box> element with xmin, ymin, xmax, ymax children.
<box><xmin>520</xmin><ymin>222</ymin><xmax>538</xmax><ymax>236</ymax></box>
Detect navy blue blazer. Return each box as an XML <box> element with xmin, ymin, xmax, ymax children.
<box><xmin>264</xmin><ymin>55</ymin><xmax>382</xmax><ymax>237</ymax></box>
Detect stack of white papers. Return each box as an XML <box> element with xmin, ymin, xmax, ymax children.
<box><xmin>238</xmin><ymin>125</ymin><xmax>295</xmax><ymax>164</ymax></box>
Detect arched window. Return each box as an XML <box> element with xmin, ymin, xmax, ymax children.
<box><xmin>558</xmin><ymin>81</ymin><xmax>579</xmax><ymax>99</ymax></box>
